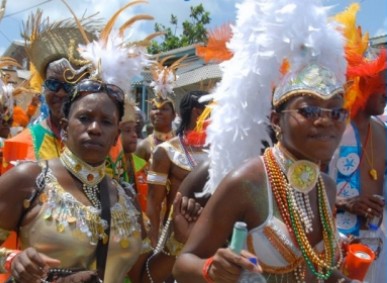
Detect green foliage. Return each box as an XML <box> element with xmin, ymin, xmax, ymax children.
<box><xmin>148</xmin><ymin>4</ymin><xmax>211</xmax><ymax>54</ymax></box>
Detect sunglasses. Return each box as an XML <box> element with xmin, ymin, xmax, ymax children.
<box><xmin>44</xmin><ymin>79</ymin><xmax>73</xmax><ymax>93</ymax></box>
<box><xmin>72</xmin><ymin>80</ymin><xmax>124</xmax><ymax>103</ymax></box>
<box><xmin>282</xmin><ymin>106</ymin><xmax>349</xmax><ymax>122</ymax></box>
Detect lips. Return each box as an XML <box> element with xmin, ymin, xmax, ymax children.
<box><xmin>82</xmin><ymin>140</ymin><xmax>103</xmax><ymax>148</ymax></box>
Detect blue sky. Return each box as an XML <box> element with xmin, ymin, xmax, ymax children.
<box><xmin>0</xmin><ymin>0</ymin><xmax>386</xmax><ymax>55</ymax></box>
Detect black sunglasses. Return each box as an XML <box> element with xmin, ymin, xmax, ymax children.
<box><xmin>72</xmin><ymin>80</ymin><xmax>124</xmax><ymax>103</ymax></box>
<box><xmin>44</xmin><ymin>79</ymin><xmax>73</xmax><ymax>93</ymax></box>
<box><xmin>282</xmin><ymin>106</ymin><xmax>349</xmax><ymax>122</ymax></box>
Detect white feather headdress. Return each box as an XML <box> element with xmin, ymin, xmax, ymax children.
<box><xmin>149</xmin><ymin>55</ymin><xmax>187</xmax><ymax>105</ymax></box>
<box><xmin>202</xmin><ymin>0</ymin><xmax>346</xmax><ymax>195</ymax></box>
<box><xmin>62</xmin><ymin>0</ymin><xmax>157</xmax><ymax>95</ymax></box>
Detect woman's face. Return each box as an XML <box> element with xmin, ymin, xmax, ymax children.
<box><xmin>120</xmin><ymin>121</ymin><xmax>138</xmax><ymax>154</ymax></box>
<box><xmin>150</xmin><ymin>102</ymin><xmax>175</xmax><ymax>131</ymax></box>
<box><xmin>272</xmin><ymin>94</ymin><xmax>347</xmax><ymax>163</ymax></box>
<box><xmin>63</xmin><ymin>93</ymin><xmax>120</xmax><ymax>165</ymax></box>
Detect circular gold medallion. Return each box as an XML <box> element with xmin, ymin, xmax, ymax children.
<box><xmin>287</xmin><ymin>160</ymin><xmax>319</xmax><ymax>193</ymax></box>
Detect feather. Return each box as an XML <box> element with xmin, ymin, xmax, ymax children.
<box><xmin>334</xmin><ymin>3</ymin><xmax>387</xmax><ymax>118</ymax></box>
<box><xmin>76</xmin><ymin>1</ymin><xmax>152</xmax><ymax>94</ymax></box>
<box><xmin>119</xmin><ymin>14</ymin><xmax>154</xmax><ymax>37</ymax></box>
<box><xmin>196</xmin><ymin>23</ymin><xmax>233</xmax><ymax>63</ymax></box>
<box><xmin>100</xmin><ymin>0</ymin><xmax>147</xmax><ymax>46</ymax></box>
<box><xmin>150</xmin><ymin>55</ymin><xmax>188</xmax><ymax>99</ymax></box>
<box><xmin>60</xmin><ymin>0</ymin><xmax>92</xmax><ymax>44</ymax></box>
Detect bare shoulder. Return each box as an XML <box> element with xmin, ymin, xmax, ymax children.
<box><xmin>0</xmin><ymin>161</ymin><xmax>42</xmax><ymax>188</ymax></box>
<box><xmin>213</xmin><ymin>156</ymin><xmax>265</xmax><ymax>199</ymax></box>
<box><xmin>135</xmin><ymin>137</ymin><xmax>151</xmax><ymax>160</ymax></box>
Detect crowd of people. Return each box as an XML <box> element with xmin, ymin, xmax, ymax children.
<box><xmin>0</xmin><ymin>0</ymin><xmax>386</xmax><ymax>283</ymax></box>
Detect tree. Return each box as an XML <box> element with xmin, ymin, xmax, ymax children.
<box><xmin>148</xmin><ymin>4</ymin><xmax>210</xmax><ymax>54</ymax></box>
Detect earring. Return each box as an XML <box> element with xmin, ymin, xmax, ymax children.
<box><xmin>60</xmin><ymin>130</ymin><xmax>67</xmax><ymax>141</ymax></box>
<box><xmin>272</xmin><ymin>125</ymin><xmax>282</xmax><ymax>141</ymax></box>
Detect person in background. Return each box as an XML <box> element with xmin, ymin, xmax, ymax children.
<box><xmin>1</xmin><ymin>10</ymin><xmax>99</xmax><ymax>172</ymax></box>
<box><xmin>135</xmin><ymin>106</ymin><xmax>145</xmax><ymax>141</ymax></box>
<box><xmin>329</xmin><ymin>4</ymin><xmax>386</xmax><ymax>282</ymax></box>
<box><xmin>120</xmin><ymin>101</ymin><xmax>148</xmax><ymax>212</ymax></box>
<box><xmin>147</xmin><ymin>90</ymin><xmax>209</xmax><ymax>247</ymax></box>
<box><xmin>135</xmin><ymin>56</ymin><xmax>186</xmax><ymax>165</ymax></box>
<box><xmin>173</xmin><ymin>0</ymin><xmax>353</xmax><ymax>282</ymax></box>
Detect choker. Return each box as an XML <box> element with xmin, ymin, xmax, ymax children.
<box><xmin>60</xmin><ymin>147</ymin><xmax>105</xmax><ymax>208</ymax></box>
<box><xmin>153</xmin><ymin>130</ymin><xmax>175</xmax><ymax>142</ymax></box>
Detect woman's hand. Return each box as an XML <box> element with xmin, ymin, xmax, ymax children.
<box><xmin>55</xmin><ymin>271</ymin><xmax>100</xmax><ymax>283</ymax></box>
<box><xmin>172</xmin><ymin>192</ymin><xmax>202</xmax><ymax>243</ymax></box>
<box><xmin>206</xmin><ymin>248</ymin><xmax>262</xmax><ymax>283</ymax></box>
<box><xmin>11</xmin><ymin>247</ymin><xmax>60</xmax><ymax>283</ymax></box>
<box><xmin>345</xmin><ymin>195</ymin><xmax>384</xmax><ymax>219</ymax></box>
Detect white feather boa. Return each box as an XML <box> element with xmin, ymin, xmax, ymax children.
<box><xmin>202</xmin><ymin>0</ymin><xmax>346</xmax><ymax>195</ymax></box>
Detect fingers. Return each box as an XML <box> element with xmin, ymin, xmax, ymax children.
<box><xmin>351</xmin><ymin>196</ymin><xmax>384</xmax><ymax>218</ymax></box>
<box><xmin>174</xmin><ymin>193</ymin><xmax>203</xmax><ymax>222</ymax></box>
<box><xmin>40</xmin><ymin>254</ymin><xmax>61</xmax><ymax>268</ymax></box>
<box><xmin>209</xmin><ymin>248</ymin><xmax>262</xmax><ymax>282</ymax></box>
<box><xmin>12</xmin><ymin>248</ymin><xmax>49</xmax><ymax>282</ymax></box>
<box><xmin>181</xmin><ymin>197</ymin><xmax>202</xmax><ymax>222</ymax></box>
<box><xmin>173</xmin><ymin>192</ymin><xmax>182</xmax><ymax>217</ymax></box>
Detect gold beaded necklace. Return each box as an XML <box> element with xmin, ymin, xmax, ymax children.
<box><xmin>263</xmin><ymin>148</ymin><xmax>342</xmax><ymax>281</ymax></box>
<box><xmin>60</xmin><ymin>147</ymin><xmax>106</xmax><ymax>209</ymax></box>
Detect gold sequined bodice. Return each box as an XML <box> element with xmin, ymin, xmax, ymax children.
<box><xmin>19</xmin><ymin>167</ymin><xmax>143</xmax><ymax>283</ymax></box>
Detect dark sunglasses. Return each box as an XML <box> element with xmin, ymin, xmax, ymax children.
<box><xmin>282</xmin><ymin>106</ymin><xmax>349</xmax><ymax>122</ymax></box>
<box><xmin>72</xmin><ymin>80</ymin><xmax>124</xmax><ymax>103</ymax></box>
<box><xmin>44</xmin><ymin>79</ymin><xmax>73</xmax><ymax>93</ymax></box>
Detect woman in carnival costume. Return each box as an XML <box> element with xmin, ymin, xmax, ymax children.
<box><xmin>0</xmin><ymin>1</ymin><xmax>200</xmax><ymax>282</ymax></box>
<box><xmin>173</xmin><ymin>0</ymin><xmax>357</xmax><ymax>282</ymax></box>
<box><xmin>329</xmin><ymin>3</ymin><xmax>387</xmax><ymax>282</ymax></box>
<box><xmin>135</xmin><ymin>56</ymin><xmax>183</xmax><ymax>164</ymax></box>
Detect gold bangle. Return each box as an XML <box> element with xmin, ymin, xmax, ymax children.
<box><xmin>0</xmin><ymin>247</ymin><xmax>12</xmax><ymax>273</ymax></box>
<box><xmin>165</xmin><ymin>232</ymin><xmax>184</xmax><ymax>257</ymax></box>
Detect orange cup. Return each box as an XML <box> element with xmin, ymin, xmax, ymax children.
<box><xmin>342</xmin><ymin>243</ymin><xmax>375</xmax><ymax>280</ymax></box>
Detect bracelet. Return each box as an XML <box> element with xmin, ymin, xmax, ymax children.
<box><xmin>165</xmin><ymin>232</ymin><xmax>184</xmax><ymax>257</ymax></box>
<box><xmin>4</xmin><ymin>250</ymin><xmax>21</xmax><ymax>273</ymax></box>
<box><xmin>337</xmin><ymin>278</ymin><xmax>345</xmax><ymax>283</ymax></box>
<box><xmin>202</xmin><ymin>257</ymin><xmax>215</xmax><ymax>283</ymax></box>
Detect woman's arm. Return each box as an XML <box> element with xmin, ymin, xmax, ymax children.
<box><xmin>174</xmin><ymin>158</ymin><xmax>265</xmax><ymax>282</ymax></box>
<box><xmin>0</xmin><ymin>162</ymin><xmax>41</xmax><ymax>231</ymax></box>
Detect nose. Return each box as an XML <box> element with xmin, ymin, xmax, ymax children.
<box><xmin>313</xmin><ymin>112</ymin><xmax>334</xmax><ymax>127</ymax></box>
<box><xmin>88</xmin><ymin>121</ymin><xmax>102</xmax><ymax>135</ymax></box>
<box><xmin>55</xmin><ymin>87</ymin><xmax>68</xmax><ymax>98</ymax></box>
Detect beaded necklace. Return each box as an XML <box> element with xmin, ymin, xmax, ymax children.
<box><xmin>60</xmin><ymin>147</ymin><xmax>106</xmax><ymax>209</ymax></box>
<box><xmin>263</xmin><ymin>147</ymin><xmax>342</xmax><ymax>281</ymax></box>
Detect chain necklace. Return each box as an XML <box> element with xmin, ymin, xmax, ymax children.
<box><xmin>60</xmin><ymin>147</ymin><xmax>106</xmax><ymax>209</ymax></box>
<box><xmin>361</xmin><ymin>123</ymin><xmax>377</xmax><ymax>181</ymax></box>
